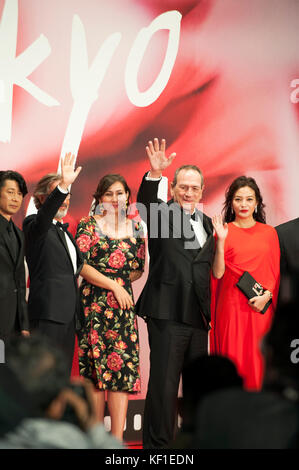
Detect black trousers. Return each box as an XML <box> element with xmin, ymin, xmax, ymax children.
<box><xmin>30</xmin><ymin>318</ymin><xmax>75</xmax><ymax>376</ymax></box>
<box><xmin>143</xmin><ymin>318</ymin><xmax>208</xmax><ymax>449</ymax></box>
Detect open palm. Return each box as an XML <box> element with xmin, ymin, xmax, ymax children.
<box><xmin>61</xmin><ymin>152</ymin><xmax>82</xmax><ymax>188</ymax></box>
<box><xmin>212</xmin><ymin>215</ymin><xmax>228</xmax><ymax>241</ymax></box>
<box><xmin>146</xmin><ymin>138</ymin><xmax>176</xmax><ymax>172</ymax></box>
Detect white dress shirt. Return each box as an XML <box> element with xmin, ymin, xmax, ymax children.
<box><xmin>54</xmin><ymin>185</ymin><xmax>77</xmax><ymax>274</ymax></box>
<box><xmin>190</xmin><ymin>215</ymin><xmax>207</xmax><ymax>248</ymax></box>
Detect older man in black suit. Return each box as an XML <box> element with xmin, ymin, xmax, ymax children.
<box><xmin>136</xmin><ymin>138</ymin><xmax>214</xmax><ymax>448</ymax></box>
<box><xmin>23</xmin><ymin>154</ymin><xmax>133</xmax><ymax>374</ymax></box>
<box><xmin>0</xmin><ymin>171</ymin><xmax>29</xmax><ymax>342</ymax></box>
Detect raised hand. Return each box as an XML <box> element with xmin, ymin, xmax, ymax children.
<box><xmin>212</xmin><ymin>215</ymin><xmax>228</xmax><ymax>242</ymax></box>
<box><xmin>60</xmin><ymin>152</ymin><xmax>82</xmax><ymax>190</ymax></box>
<box><xmin>146</xmin><ymin>138</ymin><xmax>176</xmax><ymax>177</ymax></box>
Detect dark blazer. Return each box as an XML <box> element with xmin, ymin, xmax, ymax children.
<box><xmin>276</xmin><ymin>217</ymin><xmax>299</xmax><ymax>275</ymax></box>
<box><xmin>136</xmin><ymin>174</ymin><xmax>214</xmax><ymax>330</ymax></box>
<box><xmin>275</xmin><ymin>217</ymin><xmax>299</xmax><ymax>303</ymax></box>
<box><xmin>23</xmin><ymin>187</ymin><xmax>84</xmax><ymax>325</ymax></box>
<box><xmin>0</xmin><ymin>215</ymin><xmax>29</xmax><ymax>338</ymax></box>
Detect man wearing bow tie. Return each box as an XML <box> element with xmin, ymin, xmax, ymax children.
<box><xmin>136</xmin><ymin>138</ymin><xmax>215</xmax><ymax>448</ymax></box>
<box><xmin>23</xmin><ymin>154</ymin><xmax>133</xmax><ymax>374</ymax></box>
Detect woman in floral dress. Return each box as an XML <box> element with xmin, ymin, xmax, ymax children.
<box><xmin>75</xmin><ymin>174</ymin><xmax>145</xmax><ymax>441</ymax></box>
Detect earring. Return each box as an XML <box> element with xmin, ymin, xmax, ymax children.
<box><xmin>254</xmin><ymin>206</ymin><xmax>257</xmax><ymax>214</ymax></box>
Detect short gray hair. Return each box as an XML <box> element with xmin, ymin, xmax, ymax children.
<box><xmin>172</xmin><ymin>165</ymin><xmax>204</xmax><ymax>187</ymax></box>
<box><xmin>33</xmin><ymin>173</ymin><xmax>61</xmax><ymax>209</ymax></box>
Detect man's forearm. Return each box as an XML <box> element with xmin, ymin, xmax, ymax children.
<box><xmin>29</xmin><ymin>187</ymin><xmax>68</xmax><ymax>235</ymax></box>
<box><xmin>137</xmin><ymin>172</ymin><xmax>162</xmax><ymax>205</ymax></box>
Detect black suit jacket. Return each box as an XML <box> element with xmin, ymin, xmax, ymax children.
<box><xmin>23</xmin><ymin>187</ymin><xmax>84</xmax><ymax>325</ymax></box>
<box><xmin>275</xmin><ymin>217</ymin><xmax>299</xmax><ymax>303</ymax></box>
<box><xmin>136</xmin><ymin>174</ymin><xmax>214</xmax><ymax>330</ymax></box>
<box><xmin>0</xmin><ymin>215</ymin><xmax>29</xmax><ymax>338</ymax></box>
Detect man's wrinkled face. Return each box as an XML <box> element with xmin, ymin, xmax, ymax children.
<box><xmin>39</xmin><ymin>180</ymin><xmax>70</xmax><ymax>220</ymax></box>
<box><xmin>170</xmin><ymin>169</ymin><xmax>204</xmax><ymax>213</ymax></box>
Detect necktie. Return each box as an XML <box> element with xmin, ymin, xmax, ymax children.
<box><xmin>7</xmin><ymin>221</ymin><xmax>19</xmax><ymax>262</ymax></box>
<box><xmin>56</xmin><ymin>221</ymin><xmax>69</xmax><ymax>232</ymax></box>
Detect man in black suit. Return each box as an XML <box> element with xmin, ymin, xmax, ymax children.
<box><xmin>136</xmin><ymin>138</ymin><xmax>214</xmax><ymax>448</ymax></box>
<box><xmin>0</xmin><ymin>171</ymin><xmax>29</xmax><ymax>342</ymax></box>
<box><xmin>275</xmin><ymin>218</ymin><xmax>299</xmax><ymax>304</ymax></box>
<box><xmin>23</xmin><ymin>154</ymin><xmax>133</xmax><ymax>374</ymax></box>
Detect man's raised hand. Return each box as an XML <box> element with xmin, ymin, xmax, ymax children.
<box><xmin>60</xmin><ymin>153</ymin><xmax>82</xmax><ymax>191</ymax></box>
<box><xmin>146</xmin><ymin>138</ymin><xmax>176</xmax><ymax>178</ymax></box>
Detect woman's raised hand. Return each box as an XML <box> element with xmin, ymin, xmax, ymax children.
<box><xmin>212</xmin><ymin>215</ymin><xmax>228</xmax><ymax>242</ymax></box>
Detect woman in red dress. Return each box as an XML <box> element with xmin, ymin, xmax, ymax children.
<box><xmin>210</xmin><ymin>176</ymin><xmax>280</xmax><ymax>390</ymax></box>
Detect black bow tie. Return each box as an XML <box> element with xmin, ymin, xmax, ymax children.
<box><xmin>56</xmin><ymin>221</ymin><xmax>69</xmax><ymax>232</ymax></box>
<box><xmin>184</xmin><ymin>210</ymin><xmax>198</xmax><ymax>222</ymax></box>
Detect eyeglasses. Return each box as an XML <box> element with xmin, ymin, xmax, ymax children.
<box><xmin>177</xmin><ymin>185</ymin><xmax>202</xmax><ymax>194</ymax></box>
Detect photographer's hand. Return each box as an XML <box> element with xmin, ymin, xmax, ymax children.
<box><xmin>59</xmin><ymin>379</ymin><xmax>98</xmax><ymax>431</ymax></box>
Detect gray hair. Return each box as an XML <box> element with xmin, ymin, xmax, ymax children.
<box><xmin>172</xmin><ymin>164</ymin><xmax>204</xmax><ymax>188</ymax></box>
<box><xmin>33</xmin><ymin>173</ymin><xmax>61</xmax><ymax>209</ymax></box>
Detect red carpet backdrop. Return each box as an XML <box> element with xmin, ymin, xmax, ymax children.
<box><xmin>1</xmin><ymin>0</ymin><xmax>299</xmax><ymax>412</ymax></box>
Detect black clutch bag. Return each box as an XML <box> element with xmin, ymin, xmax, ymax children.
<box><xmin>236</xmin><ymin>271</ymin><xmax>272</xmax><ymax>314</ymax></box>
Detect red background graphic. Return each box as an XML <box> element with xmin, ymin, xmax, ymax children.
<box><xmin>1</xmin><ymin>0</ymin><xmax>299</xmax><ymax>399</ymax></box>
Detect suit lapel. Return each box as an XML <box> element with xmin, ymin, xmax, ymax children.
<box><xmin>54</xmin><ymin>224</ymin><xmax>82</xmax><ymax>275</ymax></box>
<box><xmin>193</xmin><ymin>213</ymin><xmax>214</xmax><ymax>263</ymax></box>
<box><xmin>54</xmin><ymin>224</ymin><xmax>73</xmax><ymax>267</ymax></box>
<box><xmin>0</xmin><ymin>216</ymin><xmax>17</xmax><ymax>265</ymax></box>
<box><xmin>201</xmin><ymin>212</ymin><xmax>213</xmax><ymax>236</ymax></box>
<box><xmin>2</xmin><ymin>230</ymin><xmax>16</xmax><ymax>264</ymax></box>
<box><xmin>65</xmin><ymin>228</ymin><xmax>84</xmax><ymax>275</ymax></box>
<box><xmin>13</xmin><ymin>223</ymin><xmax>24</xmax><ymax>270</ymax></box>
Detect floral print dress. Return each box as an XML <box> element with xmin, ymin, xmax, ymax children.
<box><xmin>75</xmin><ymin>216</ymin><xmax>145</xmax><ymax>393</ymax></box>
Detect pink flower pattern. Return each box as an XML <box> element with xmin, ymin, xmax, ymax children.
<box><xmin>75</xmin><ymin>216</ymin><xmax>144</xmax><ymax>393</ymax></box>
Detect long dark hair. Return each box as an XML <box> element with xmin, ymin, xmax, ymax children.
<box><xmin>92</xmin><ymin>174</ymin><xmax>131</xmax><ymax>215</ymax></box>
<box><xmin>222</xmin><ymin>176</ymin><xmax>266</xmax><ymax>223</ymax></box>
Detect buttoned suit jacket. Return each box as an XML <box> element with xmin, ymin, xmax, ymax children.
<box><xmin>23</xmin><ymin>187</ymin><xmax>84</xmax><ymax>325</ymax></box>
<box><xmin>136</xmin><ymin>174</ymin><xmax>214</xmax><ymax>330</ymax></box>
<box><xmin>0</xmin><ymin>216</ymin><xmax>29</xmax><ymax>338</ymax></box>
